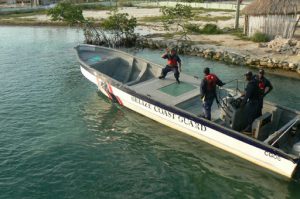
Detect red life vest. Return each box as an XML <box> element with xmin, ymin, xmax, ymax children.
<box><xmin>259</xmin><ymin>80</ymin><xmax>265</xmax><ymax>90</ymax></box>
<box><xmin>205</xmin><ymin>74</ymin><xmax>217</xmax><ymax>90</ymax></box>
<box><xmin>167</xmin><ymin>56</ymin><xmax>178</xmax><ymax>66</ymax></box>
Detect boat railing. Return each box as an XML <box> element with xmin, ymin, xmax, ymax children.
<box><xmin>264</xmin><ymin>117</ymin><xmax>300</xmax><ymax>146</ymax></box>
<box><xmin>217</xmin><ymin>79</ymin><xmax>245</xmax><ymax>107</ymax></box>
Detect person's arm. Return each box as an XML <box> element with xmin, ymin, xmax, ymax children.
<box><xmin>216</xmin><ymin>76</ymin><xmax>225</xmax><ymax>87</ymax></box>
<box><xmin>161</xmin><ymin>49</ymin><xmax>169</xmax><ymax>59</ymax></box>
<box><xmin>241</xmin><ymin>83</ymin><xmax>253</xmax><ymax>106</ymax></box>
<box><xmin>178</xmin><ymin>58</ymin><xmax>182</xmax><ymax>72</ymax></box>
<box><xmin>200</xmin><ymin>79</ymin><xmax>206</xmax><ymax>100</ymax></box>
<box><xmin>264</xmin><ymin>79</ymin><xmax>273</xmax><ymax>96</ymax></box>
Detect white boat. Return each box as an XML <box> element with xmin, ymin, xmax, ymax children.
<box><xmin>75</xmin><ymin>44</ymin><xmax>300</xmax><ymax>179</ymax></box>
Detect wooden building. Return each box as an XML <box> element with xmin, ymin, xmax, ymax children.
<box><xmin>242</xmin><ymin>0</ymin><xmax>300</xmax><ymax>39</ymax></box>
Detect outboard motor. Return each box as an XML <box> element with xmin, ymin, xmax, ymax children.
<box><xmin>292</xmin><ymin>141</ymin><xmax>300</xmax><ymax>156</ymax></box>
<box><xmin>291</xmin><ymin>124</ymin><xmax>300</xmax><ymax>156</ymax></box>
<box><xmin>220</xmin><ymin>95</ymin><xmax>248</xmax><ymax>131</ymax></box>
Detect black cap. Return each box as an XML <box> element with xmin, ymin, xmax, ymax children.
<box><xmin>244</xmin><ymin>71</ymin><xmax>253</xmax><ymax>77</ymax></box>
<box><xmin>170</xmin><ymin>48</ymin><xmax>176</xmax><ymax>52</ymax></box>
<box><xmin>259</xmin><ymin>69</ymin><xmax>264</xmax><ymax>74</ymax></box>
<box><xmin>203</xmin><ymin>67</ymin><xmax>210</xmax><ymax>74</ymax></box>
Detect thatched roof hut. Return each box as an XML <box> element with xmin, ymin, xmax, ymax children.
<box><xmin>243</xmin><ymin>0</ymin><xmax>299</xmax><ymax>16</ymax></box>
<box><xmin>242</xmin><ymin>0</ymin><xmax>300</xmax><ymax>39</ymax></box>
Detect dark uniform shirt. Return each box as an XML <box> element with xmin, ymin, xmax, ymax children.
<box><xmin>242</xmin><ymin>78</ymin><xmax>260</xmax><ymax>106</ymax></box>
<box><xmin>256</xmin><ymin>76</ymin><xmax>273</xmax><ymax>97</ymax></box>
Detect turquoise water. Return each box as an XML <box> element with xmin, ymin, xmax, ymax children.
<box><xmin>0</xmin><ymin>26</ymin><xmax>300</xmax><ymax>199</ymax></box>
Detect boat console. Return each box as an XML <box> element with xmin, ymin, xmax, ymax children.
<box><xmin>220</xmin><ymin>94</ymin><xmax>249</xmax><ymax>131</ymax></box>
<box><xmin>220</xmin><ymin>94</ymin><xmax>273</xmax><ymax>139</ymax></box>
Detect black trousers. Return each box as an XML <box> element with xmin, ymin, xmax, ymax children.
<box><xmin>244</xmin><ymin>100</ymin><xmax>260</xmax><ymax>132</ymax></box>
<box><xmin>258</xmin><ymin>97</ymin><xmax>263</xmax><ymax>116</ymax></box>
<box><xmin>161</xmin><ymin>65</ymin><xmax>180</xmax><ymax>80</ymax></box>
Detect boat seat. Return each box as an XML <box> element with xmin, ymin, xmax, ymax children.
<box><xmin>252</xmin><ymin>112</ymin><xmax>272</xmax><ymax>140</ymax></box>
<box><xmin>123</xmin><ymin>57</ymin><xmax>135</xmax><ymax>83</ymax></box>
<box><xmin>126</xmin><ymin>62</ymin><xmax>148</xmax><ymax>86</ymax></box>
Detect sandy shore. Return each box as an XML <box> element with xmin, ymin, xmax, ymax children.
<box><xmin>3</xmin><ymin>7</ymin><xmax>299</xmax><ymax>70</ymax></box>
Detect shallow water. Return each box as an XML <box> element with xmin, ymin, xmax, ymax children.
<box><xmin>0</xmin><ymin>26</ymin><xmax>300</xmax><ymax>199</ymax></box>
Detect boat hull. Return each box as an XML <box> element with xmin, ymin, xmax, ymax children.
<box><xmin>80</xmin><ymin>64</ymin><xmax>298</xmax><ymax>178</ymax></box>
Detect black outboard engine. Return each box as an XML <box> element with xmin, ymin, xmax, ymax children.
<box><xmin>220</xmin><ymin>95</ymin><xmax>249</xmax><ymax>131</ymax></box>
<box><xmin>291</xmin><ymin>123</ymin><xmax>300</xmax><ymax>156</ymax></box>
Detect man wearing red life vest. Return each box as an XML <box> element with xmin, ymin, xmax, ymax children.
<box><xmin>255</xmin><ymin>69</ymin><xmax>273</xmax><ymax>116</ymax></box>
<box><xmin>200</xmin><ymin>67</ymin><xmax>225</xmax><ymax>120</ymax></box>
<box><xmin>159</xmin><ymin>48</ymin><xmax>182</xmax><ymax>84</ymax></box>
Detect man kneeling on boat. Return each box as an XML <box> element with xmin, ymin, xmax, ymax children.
<box><xmin>159</xmin><ymin>48</ymin><xmax>182</xmax><ymax>84</ymax></box>
<box><xmin>200</xmin><ymin>67</ymin><xmax>225</xmax><ymax>120</ymax></box>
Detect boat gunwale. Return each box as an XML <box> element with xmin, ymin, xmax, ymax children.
<box><xmin>75</xmin><ymin>45</ymin><xmax>300</xmax><ymax>164</ymax></box>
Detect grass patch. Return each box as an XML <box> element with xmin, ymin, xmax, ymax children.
<box><xmin>193</xmin><ymin>15</ymin><xmax>232</xmax><ymax>22</ymax></box>
<box><xmin>0</xmin><ymin>19</ymin><xmax>67</xmax><ymax>26</ymax></box>
<box><xmin>185</xmin><ymin>23</ymin><xmax>201</xmax><ymax>33</ymax></box>
<box><xmin>225</xmin><ymin>28</ymin><xmax>252</xmax><ymax>41</ymax></box>
<box><xmin>185</xmin><ymin>23</ymin><xmax>223</xmax><ymax>34</ymax></box>
<box><xmin>139</xmin><ymin>15</ymin><xmax>166</xmax><ymax>23</ymax></box>
<box><xmin>251</xmin><ymin>32</ymin><xmax>270</xmax><ymax>42</ymax></box>
<box><xmin>191</xmin><ymin>7</ymin><xmax>235</xmax><ymax>12</ymax></box>
<box><xmin>163</xmin><ymin>32</ymin><xmax>177</xmax><ymax>39</ymax></box>
<box><xmin>0</xmin><ymin>10</ymin><xmax>46</xmax><ymax>19</ymax></box>
<box><xmin>78</xmin><ymin>4</ymin><xmax>113</xmax><ymax>10</ymax></box>
<box><xmin>200</xmin><ymin>23</ymin><xmax>222</xmax><ymax>34</ymax></box>
<box><xmin>117</xmin><ymin>1</ymin><xmax>135</xmax><ymax>7</ymax></box>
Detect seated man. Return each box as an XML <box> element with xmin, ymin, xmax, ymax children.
<box><xmin>159</xmin><ymin>48</ymin><xmax>182</xmax><ymax>84</ymax></box>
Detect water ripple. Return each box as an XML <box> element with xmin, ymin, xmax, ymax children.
<box><xmin>0</xmin><ymin>26</ymin><xmax>299</xmax><ymax>199</ymax></box>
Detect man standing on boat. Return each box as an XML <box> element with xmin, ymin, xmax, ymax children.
<box><xmin>255</xmin><ymin>69</ymin><xmax>273</xmax><ymax>116</ymax></box>
<box><xmin>241</xmin><ymin>71</ymin><xmax>260</xmax><ymax>132</ymax></box>
<box><xmin>200</xmin><ymin>67</ymin><xmax>225</xmax><ymax>120</ymax></box>
<box><xmin>159</xmin><ymin>48</ymin><xmax>182</xmax><ymax>84</ymax></box>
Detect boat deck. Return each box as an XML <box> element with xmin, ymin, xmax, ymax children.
<box><xmin>130</xmin><ymin>73</ymin><xmax>200</xmax><ymax>106</ymax></box>
<box><xmin>130</xmin><ymin>73</ymin><xmax>221</xmax><ymax>119</ymax></box>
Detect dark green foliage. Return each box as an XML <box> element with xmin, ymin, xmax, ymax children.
<box><xmin>117</xmin><ymin>0</ymin><xmax>135</xmax><ymax>7</ymax></box>
<box><xmin>47</xmin><ymin>1</ymin><xmax>85</xmax><ymax>25</ymax></box>
<box><xmin>102</xmin><ymin>12</ymin><xmax>137</xmax><ymax>36</ymax></box>
<box><xmin>161</xmin><ymin>4</ymin><xmax>193</xmax><ymax>20</ymax></box>
<box><xmin>251</xmin><ymin>32</ymin><xmax>270</xmax><ymax>42</ymax></box>
<box><xmin>78</xmin><ymin>4</ymin><xmax>113</xmax><ymax>10</ymax></box>
<box><xmin>160</xmin><ymin>4</ymin><xmax>194</xmax><ymax>40</ymax></box>
<box><xmin>185</xmin><ymin>23</ymin><xmax>201</xmax><ymax>33</ymax></box>
<box><xmin>47</xmin><ymin>2</ymin><xmax>138</xmax><ymax>47</ymax></box>
<box><xmin>185</xmin><ymin>23</ymin><xmax>222</xmax><ymax>34</ymax></box>
<box><xmin>101</xmin><ymin>11</ymin><xmax>138</xmax><ymax>46</ymax></box>
<box><xmin>200</xmin><ymin>24</ymin><xmax>222</xmax><ymax>34</ymax></box>
<box><xmin>185</xmin><ymin>0</ymin><xmax>204</xmax><ymax>2</ymax></box>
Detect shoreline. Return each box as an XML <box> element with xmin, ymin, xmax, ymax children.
<box><xmin>1</xmin><ymin>21</ymin><xmax>299</xmax><ymax>80</ymax></box>
<box><xmin>1</xmin><ymin>5</ymin><xmax>299</xmax><ymax>80</ymax></box>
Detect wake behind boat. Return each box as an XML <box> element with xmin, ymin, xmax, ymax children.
<box><xmin>75</xmin><ymin>44</ymin><xmax>300</xmax><ymax>178</ymax></box>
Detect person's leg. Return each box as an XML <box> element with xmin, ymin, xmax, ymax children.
<box><xmin>159</xmin><ymin>66</ymin><xmax>171</xmax><ymax>79</ymax></box>
<box><xmin>243</xmin><ymin>102</ymin><xmax>259</xmax><ymax>132</ymax></box>
<box><xmin>173</xmin><ymin>67</ymin><xmax>180</xmax><ymax>83</ymax></box>
<box><xmin>202</xmin><ymin>99</ymin><xmax>213</xmax><ymax>120</ymax></box>
<box><xmin>258</xmin><ymin>98</ymin><xmax>263</xmax><ymax>116</ymax></box>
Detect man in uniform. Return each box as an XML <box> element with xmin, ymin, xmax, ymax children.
<box><xmin>200</xmin><ymin>67</ymin><xmax>225</xmax><ymax>121</ymax></box>
<box><xmin>159</xmin><ymin>48</ymin><xmax>182</xmax><ymax>84</ymax></box>
<box><xmin>255</xmin><ymin>69</ymin><xmax>273</xmax><ymax>116</ymax></box>
<box><xmin>241</xmin><ymin>71</ymin><xmax>260</xmax><ymax>132</ymax></box>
